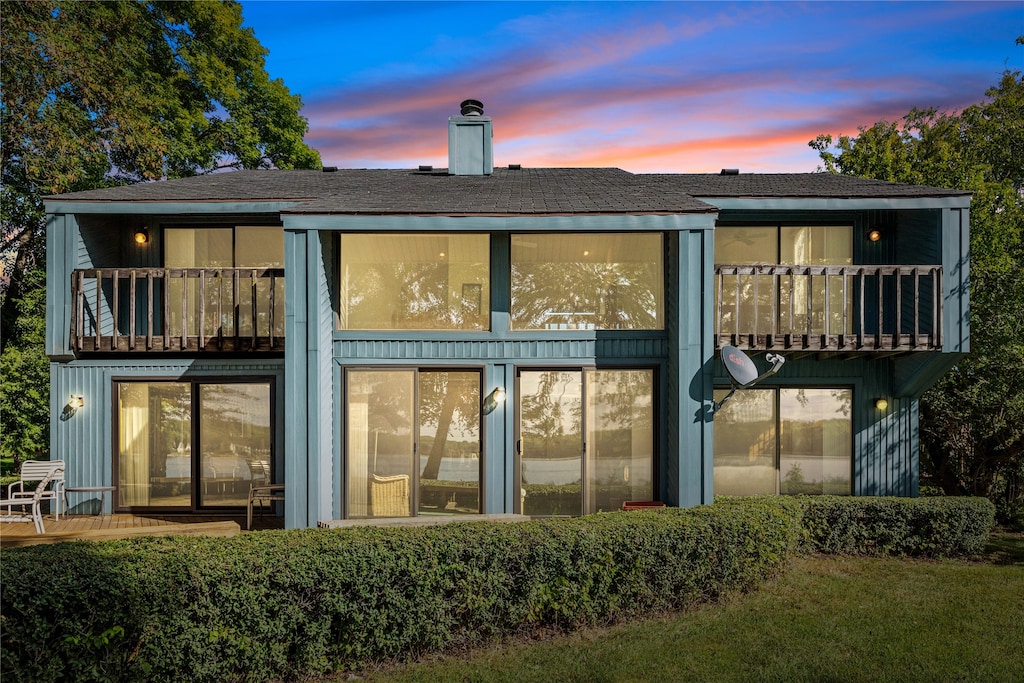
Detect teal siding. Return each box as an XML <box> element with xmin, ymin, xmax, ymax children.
<box><xmin>283</xmin><ymin>229</ymin><xmax>309</xmax><ymax>527</ymax></box>
<box><xmin>51</xmin><ymin>359</ymin><xmax>285</xmax><ymax>513</ymax></box>
<box><xmin>943</xmin><ymin>207</ymin><xmax>970</xmax><ymax>353</ymax></box>
<box><xmin>486</xmin><ymin>363</ymin><xmax>512</xmax><ymax>513</ymax></box>
<box><xmin>712</xmin><ymin>355</ymin><xmax>918</xmax><ymax>496</ymax></box>
<box><xmin>310</xmin><ymin>231</ymin><xmax>334</xmax><ymax>525</ymax></box>
<box><xmin>667</xmin><ymin>228</ymin><xmax>715</xmax><ymax>507</ymax></box>
<box><xmin>45</xmin><ymin>214</ymin><xmax>75</xmax><ymax>359</ymax></box>
<box><xmin>335</xmin><ymin>338</ymin><xmax>668</xmax><ymax>361</ymax></box>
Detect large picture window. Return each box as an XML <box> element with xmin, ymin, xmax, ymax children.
<box><xmin>713</xmin><ymin>387</ymin><xmax>852</xmax><ymax>496</ymax></box>
<box><xmin>116</xmin><ymin>379</ymin><xmax>274</xmax><ymax>510</ymax></box>
<box><xmin>339</xmin><ymin>234</ymin><xmax>490</xmax><ymax>331</ymax></box>
<box><xmin>511</xmin><ymin>233</ymin><xmax>664</xmax><ymax>330</ymax></box>
<box><xmin>517</xmin><ymin>368</ymin><xmax>654</xmax><ymax>515</ymax></box>
<box><xmin>345</xmin><ymin>369</ymin><xmax>482</xmax><ymax>518</ymax></box>
<box><xmin>715</xmin><ymin>226</ymin><xmax>852</xmax><ymax>336</ymax></box>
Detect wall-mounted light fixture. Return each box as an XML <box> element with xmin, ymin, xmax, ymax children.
<box><xmin>67</xmin><ymin>394</ymin><xmax>85</xmax><ymax>413</ymax></box>
<box><xmin>867</xmin><ymin>229</ymin><xmax>882</xmax><ymax>242</ymax></box>
<box><xmin>483</xmin><ymin>386</ymin><xmax>506</xmax><ymax>415</ymax></box>
<box><xmin>134</xmin><ymin>226</ymin><xmax>150</xmax><ymax>244</ymax></box>
<box><xmin>875</xmin><ymin>398</ymin><xmax>889</xmax><ymax>411</ymax></box>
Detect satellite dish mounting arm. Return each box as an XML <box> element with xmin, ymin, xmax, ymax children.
<box><xmin>713</xmin><ymin>349</ymin><xmax>786</xmax><ymax>413</ymax></box>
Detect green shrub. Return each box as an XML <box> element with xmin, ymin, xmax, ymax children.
<box><xmin>2</xmin><ymin>496</ymin><xmax>992</xmax><ymax>681</ymax></box>
<box><xmin>717</xmin><ymin>495</ymin><xmax>996</xmax><ymax>557</ymax></box>
<box><xmin>0</xmin><ymin>504</ymin><xmax>798</xmax><ymax>683</ymax></box>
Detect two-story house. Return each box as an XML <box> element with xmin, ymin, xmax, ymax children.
<box><xmin>43</xmin><ymin>103</ymin><xmax>970</xmax><ymax>528</ymax></box>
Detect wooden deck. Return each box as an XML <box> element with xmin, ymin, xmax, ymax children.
<box><xmin>0</xmin><ymin>512</ymin><xmax>284</xmax><ymax>548</ymax></box>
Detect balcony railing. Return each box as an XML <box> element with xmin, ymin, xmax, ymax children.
<box><xmin>714</xmin><ymin>264</ymin><xmax>943</xmax><ymax>352</ymax></box>
<box><xmin>70</xmin><ymin>267</ymin><xmax>285</xmax><ymax>353</ymax></box>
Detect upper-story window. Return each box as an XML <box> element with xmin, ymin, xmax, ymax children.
<box><xmin>715</xmin><ymin>226</ymin><xmax>852</xmax><ymax>336</ymax></box>
<box><xmin>510</xmin><ymin>233</ymin><xmax>664</xmax><ymax>331</ymax></box>
<box><xmin>164</xmin><ymin>226</ymin><xmax>285</xmax><ymax>338</ymax></box>
<box><xmin>339</xmin><ymin>233</ymin><xmax>490</xmax><ymax>331</ymax></box>
<box><xmin>715</xmin><ymin>225</ymin><xmax>852</xmax><ymax>266</ymax></box>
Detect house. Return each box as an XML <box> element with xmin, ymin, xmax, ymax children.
<box><xmin>43</xmin><ymin>102</ymin><xmax>970</xmax><ymax>528</ymax></box>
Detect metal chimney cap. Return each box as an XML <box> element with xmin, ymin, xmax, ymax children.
<box><xmin>460</xmin><ymin>99</ymin><xmax>484</xmax><ymax>116</ymax></box>
<box><xmin>720</xmin><ymin>168</ymin><xmax>739</xmax><ymax>175</ymax></box>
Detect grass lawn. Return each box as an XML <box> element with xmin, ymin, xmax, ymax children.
<box><xmin>352</xmin><ymin>534</ymin><xmax>1024</xmax><ymax>683</ymax></box>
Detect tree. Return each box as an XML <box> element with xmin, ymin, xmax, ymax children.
<box><xmin>810</xmin><ymin>57</ymin><xmax>1024</xmax><ymax>519</ymax></box>
<box><xmin>0</xmin><ymin>0</ymin><xmax>320</xmax><ymax>458</ymax></box>
<box><xmin>0</xmin><ymin>270</ymin><xmax>49</xmax><ymax>465</ymax></box>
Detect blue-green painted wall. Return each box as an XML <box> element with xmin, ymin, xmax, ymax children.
<box><xmin>44</xmin><ymin>200</ymin><xmax>968</xmax><ymax>527</ymax></box>
<box><xmin>50</xmin><ymin>358</ymin><xmax>285</xmax><ymax>513</ymax></box>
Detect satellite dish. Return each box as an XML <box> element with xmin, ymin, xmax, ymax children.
<box><xmin>722</xmin><ymin>346</ymin><xmax>760</xmax><ymax>388</ymax></box>
<box><xmin>713</xmin><ymin>346</ymin><xmax>786</xmax><ymax>413</ymax></box>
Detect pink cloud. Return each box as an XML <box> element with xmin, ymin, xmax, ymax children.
<box><xmin>294</xmin><ymin>4</ymin><xmax>1003</xmax><ymax>173</ymax></box>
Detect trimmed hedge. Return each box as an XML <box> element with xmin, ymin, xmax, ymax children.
<box><xmin>0</xmin><ymin>496</ymin><xmax>994</xmax><ymax>682</ymax></box>
<box><xmin>1</xmin><ymin>503</ymin><xmax>798</xmax><ymax>683</ymax></box>
<box><xmin>716</xmin><ymin>495</ymin><xmax>996</xmax><ymax>557</ymax></box>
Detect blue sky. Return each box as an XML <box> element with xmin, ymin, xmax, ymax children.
<box><xmin>239</xmin><ymin>1</ymin><xmax>1023</xmax><ymax>173</ymax></box>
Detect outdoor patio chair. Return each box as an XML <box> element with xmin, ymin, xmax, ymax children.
<box><xmin>246</xmin><ymin>482</ymin><xmax>285</xmax><ymax>530</ymax></box>
<box><xmin>6</xmin><ymin>459</ymin><xmax>66</xmax><ymax>521</ymax></box>
<box><xmin>0</xmin><ymin>467</ymin><xmax>64</xmax><ymax>534</ymax></box>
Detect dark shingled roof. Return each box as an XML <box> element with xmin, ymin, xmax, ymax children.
<box><xmin>284</xmin><ymin>168</ymin><xmax>716</xmax><ymax>214</ymax></box>
<box><xmin>649</xmin><ymin>173</ymin><xmax>970</xmax><ymax>198</ymax></box>
<box><xmin>45</xmin><ymin>169</ymin><xmax>347</xmax><ymax>203</ymax></box>
<box><xmin>47</xmin><ymin>168</ymin><xmax>716</xmax><ymax>214</ymax></box>
<box><xmin>45</xmin><ymin>168</ymin><xmax>969</xmax><ymax>214</ymax></box>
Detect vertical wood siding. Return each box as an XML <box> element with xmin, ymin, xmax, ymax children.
<box><xmin>51</xmin><ymin>359</ymin><xmax>285</xmax><ymax>513</ymax></box>
<box><xmin>667</xmin><ymin>228</ymin><xmax>716</xmax><ymax>507</ymax></box>
<box><xmin>283</xmin><ymin>229</ymin><xmax>309</xmax><ymax>527</ymax></box>
<box><xmin>711</xmin><ymin>354</ymin><xmax>917</xmax><ymax>496</ymax></box>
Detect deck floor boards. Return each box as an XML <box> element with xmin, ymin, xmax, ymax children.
<box><xmin>0</xmin><ymin>512</ymin><xmax>283</xmax><ymax>547</ymax></box>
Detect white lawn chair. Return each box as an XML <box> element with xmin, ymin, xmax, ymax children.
<box><xmin>6</xmin><ymin>460</ymin><xmax>66</xmax><ymax>520</ymax></box>
<box><xmin>0</xmin><ymin>467</ymin><xmax>64</xmax><ymax>534</ymax></box>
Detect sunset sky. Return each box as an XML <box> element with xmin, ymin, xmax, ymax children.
<box><xmin>239</xmin><ymin>1</ymin><xmax>1022</xmax><ymax>173</ymax></box>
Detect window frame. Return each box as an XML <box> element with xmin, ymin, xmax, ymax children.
<box><xmin>712</xmin><ymin>384</ymin><xmax>853</xmax><ymax>496</ymax></box>
<box><xmin>509</xmin><ymin>232</ymin><xmax>666</xmax><ymax>332</ymax></box>
<box><xmin>341</xmin><ymin>365</ymin><xmax>486</xmax><ymax>519</ymax></box>
<box><xmin>514</xmin><ymin>365</ymin><xmax>659</xmax><ymax>516</ymax></box>
<box><xmin>336</xmin><ymin>232</ymin><xmax>492</xmax><ymax>332</ymax></box>
<box><xmin>111</xmin><ymin>376</ymin><xmax>277</xmax><ymax>513</ymax></box>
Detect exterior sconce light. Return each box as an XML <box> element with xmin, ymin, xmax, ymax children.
<box><xmin>875</xmin><ymin>398</ymin><xmax>889</xmax><ymax>411</ymax></box>
<box><xmin>67</xmin><ymin>394</ymin><xmax>85</xmax><ymax>414</ymax></box>
<box><xmin>134</xmin><ymin>226</ymin><xmax>150</xmax><ymax>244</ymax></box>
<box><xmin>483</xmin><ymin>387</ymin><xmax>506</xmax><ymax>415</ymax></box>
<box><xmin>867</xmin><ymin>229</ymin><xmax>882</xmax><ymax>242</ymax></box>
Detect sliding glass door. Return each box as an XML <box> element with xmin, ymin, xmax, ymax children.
<box><xmin>713</xmin><ymin>387</ymin><xmax>852</xmax><ymax>495</ymax></box>
<box><xmin>116</xmin><ymin>379</ymin><xmax>273</xmax><ymax>511</ymax></box>
<box><xmin>345</xmin><ymin>369</ymin><xmax>482</xmax><ymax>518</ymax></box>
<box><xmin>518</xmin><ymin>368</ymin><xmax>654</xmax><ymax>515</ymax></box>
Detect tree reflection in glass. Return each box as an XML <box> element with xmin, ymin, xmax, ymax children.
<box><xmin>511</xmin><ymin>233</ymin><xmax>663</xmax><ymax>330</ymax></box>
<box><xmin>339</xmin><ymin>234</ymin><xmax>489</xmax><ymax>331</ymax></box>
<box><xmin>519</xmin><ymin>369</ymin><xmax>655</xmax><ymax>515</ymax></box>
<box><xmin>519</xmin><ymin>371</ymin><xmax>583</xmax><ymax>515</ymax></box>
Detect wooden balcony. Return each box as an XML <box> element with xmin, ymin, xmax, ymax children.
<box><xmin>714</xmin><ymin>264</ymin><xmax>943</xmax><ymax>353</ymax></box>
<box><xmin>70</xmin><ymin>267</ymin><xmax>285</xmax><ymax>354</ymax></box>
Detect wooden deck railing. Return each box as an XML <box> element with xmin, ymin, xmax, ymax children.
<box><xmin>714</xmin><ymin>264</ymin><xmax>943</xmax><ymax>352</ymax></box>
<box><xmin>70</xmin><ymin>267</ymin><xmax>285</xmax><ymax>353</ymax></box>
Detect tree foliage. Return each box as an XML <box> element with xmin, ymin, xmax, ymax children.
<box><xmin>811</xmin><ymin>60</ymin><xmax>1024</xmax><ymax>517</ymax></box>
<box><xmin>0</xmin><ymin>0</ymin><xmax>320</xmax><ymax>457</ymax></box>
<box><xmin>0</xmin><ymin>270</ymin><xmax>49</xmax><ymax>463</ymax></box>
